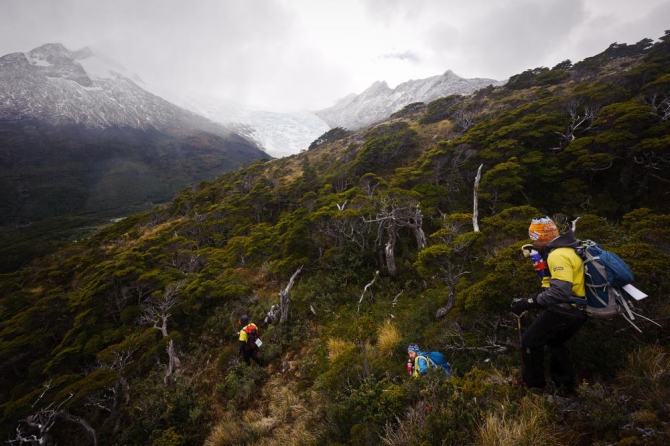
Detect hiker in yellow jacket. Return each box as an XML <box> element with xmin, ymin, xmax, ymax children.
<box><xmin>238</xmin><ymin>315</ymin><xmax>262</xmax><ymax>366</ymax></box>
<box><xmin>511</xmin><ymin>217</ymin><xmax>588</xmax><ymax>392</ymax></box>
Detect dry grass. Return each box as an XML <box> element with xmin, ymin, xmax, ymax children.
<box><xmin>327</xmin><ymin>337</ymin><xmax>354</xmax><ymax>362</ymax></box>
<box><xmin>377</xmin><ymin>319</ymin><xmax>402</xmax><ymax>354</ymax></box>
<box><xmin>617</xmin><ymin>345</ymin><xmax>670</xmax><ymax>412</ymax></box>
<box><xmin>256</xmin><ymin>419</ymin><xmax>317</xmax><ymax>446</ymax></box>
<box><xmin>205</xmin><ymin>377</ymin><xmax>321</xmax><ymax>446</ymax></box>
<box><xmin>381</xmin><ymin>401</ymin><xmax>429</xmax><ymax>446</ymax></box>
<box><xmin>266</xmin><ymin>378</ymin><xmax>303</xmax><ymax>423</ymax></box>
<box><xmin>477</xmin><ymin>396</ymin><xmax>563</xmax><ymax>446</ymax></box>
<box><xmin>256</xmin><ymin>379</ymin><xmax>320</xmax><ymax>445</ymax></box>
<box><xmin>203</xmin><ymin>414</ymin><xmax>246</xmax><ymax>446</ymax></box>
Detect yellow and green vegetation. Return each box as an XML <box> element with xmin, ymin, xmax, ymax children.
<box><xmin>2</xmin><ymin>33</ymin><xmax>670</xmax><ymax>445</ymax></box>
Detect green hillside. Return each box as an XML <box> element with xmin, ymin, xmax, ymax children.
<box><xmin>1</xmin><ymin>32</ymin><xmax>670</xmax><ymax>445</ymax></box>
<box><xmin>0</xmin><ymin>122</ymin><xmax>269</xmax><ymax>272</ymax></box>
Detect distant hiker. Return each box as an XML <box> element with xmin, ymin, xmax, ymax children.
<box><xmin>238</xmin><ymin>315</ymin><xmax>262</xmax><ymax>366</ymax></box>
<box><xmin>264</xmin><ymin>304</ymin><xmax>279</xmax><ymax>325</ymax></box>
<box><xmin>511</xmin><ymin>217</ymin><xmax>588</xmax><ymax>392</ymax></box>
<box><xmin>407</xmin><ymin>344</ymin><xmax>451</xmax><ymax>377</ymax></box>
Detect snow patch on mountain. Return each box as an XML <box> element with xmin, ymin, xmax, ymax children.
<box><xmin>162</xmin><ymin>94</ymin><xmax>330</xmax><ymax>158</ymax></box>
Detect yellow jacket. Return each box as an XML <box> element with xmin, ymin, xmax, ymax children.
<box><xmin>536</xmin><ymin>231</ymin><xmax>586</xmax><ymax>308</ymax></box>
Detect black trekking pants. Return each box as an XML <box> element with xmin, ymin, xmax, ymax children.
<box><xmin>242</xmin><ymin>347</ymin><xmax>262</xmax><ymax>366</ymax></box>
<box><xmin>521</xmin><ymin>308</ymin><xmax>587</xmax><ymax>388</ymax></box>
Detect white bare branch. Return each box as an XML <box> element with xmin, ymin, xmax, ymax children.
<box><xmin>571</xmin><ymin>216</ymin><xmax>581</xmax><ymax>233</ymax></box>
<box><xmin>280</xmin><ymin>265</ymin><xmax>304</xmax><ymax>323</ymax></box>
<box><xmin>358</xmin><ymin>271</ymin><xmax>380</xmax><ymax>313</ymax></box>
<box><xmin>473</xmin><ymin>164</ymin><xmax>483</xmax><ymax>232</ymax></box>
<box><xmin>139</xmin><ymin>281</ymin><xmax>185</xmax><ymax>337</ymax></box>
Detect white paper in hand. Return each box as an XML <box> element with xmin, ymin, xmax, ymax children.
<box><xmin>255</xmin><ymin>338</ymin><xmax>263</xmax><ymax>348</ymax></box>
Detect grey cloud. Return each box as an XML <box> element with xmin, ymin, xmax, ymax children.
<box><xmin>362</xmin><ymin>0</ymin><xmax>428</xmax><ymax>24</ymax></box>
<box><xmin>454</xmin><ymin>0</ymin><xmax>586</xmax><ymax>77</ymax></box>
<box><xmin>422</xmin><ymin>22</ymin><xmax>461</xmax><ymax>53</ymax></box>
<box><xmin>380</xmin><ymin>51</ymin><xmax>421</xmax><ymax>63</ymax></box>
<box><xmin>1</xmin><ymin>0</ymin><xmax>668</xmax><ymax>110</ymax></box>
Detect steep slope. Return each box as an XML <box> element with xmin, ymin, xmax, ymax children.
<box><xmin>315</xmin><ymin>70</ymin><xmax>505</xmax><ymax>129</ymax></box>
<box><xmin>1</xmin><ymin>34</ymin><xmax>670</xmax><ymax>446</ymax></box>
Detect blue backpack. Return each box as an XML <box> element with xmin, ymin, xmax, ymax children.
<box><xmin>571</xmin><ymin>240</ymin><xmax>640</xmax><ymax>328</ymax></box>
<box><xmin>421</xmin><ymin>351</ymin><xmax>451</xmax><ymax>376</ymax></box>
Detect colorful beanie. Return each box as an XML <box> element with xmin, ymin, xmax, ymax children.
<box><xmin>528</xmin><ymin>217</ymin><xmax>559</xmax><ymax>244</ymax></box>
<box><xmin>407</xmin><ymin>344</ymin><xmax>420</xmax><ymax>353</ymax></box>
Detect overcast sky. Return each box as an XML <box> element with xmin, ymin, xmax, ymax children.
<box><xmin>1</xmin><ymin>0</ymin><xmax>669</xmax><ymax>111</ymax></box>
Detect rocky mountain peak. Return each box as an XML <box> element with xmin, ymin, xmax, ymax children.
<box><xmin>0</xmin><ymin>43</ymin><xmax>226</xmax><ymax>132</ymax></box>
<box><xmin>315</xmin><ymin>70</ymin><xmax>505</xmax><ymax>130</ymax></box>
<box><xmin>27</xmin><ymin>42</ymin><xmax>72</xmax><ymax>61</ymax></box>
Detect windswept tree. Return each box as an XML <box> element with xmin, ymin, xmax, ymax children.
<box><xmin>9</xmin><ymin>386</ymin><xmax>98</xmax><ymax>446</ymax></box>
<box><xmin>479</xmin><ymin>158</ymin><xmax>525</xmax><ymax>214</ymax></box>
<box><xmin>364</xmin><ymin>189</ymin><xmax>426</xmax><ymax>276</ymax></box>
<box><xmin>139</xmin><ymin>281</ymin><xmax>185</xmax><ymax>386</ymax></box>
<box><xmin>415</xmin><ymin>213</ymin><xmax>484</xmax><ymax>318</ymax></box>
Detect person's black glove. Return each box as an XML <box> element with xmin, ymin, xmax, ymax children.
<box><xmin>511</xmin><ymin>293</ymin><xmax>541</xmax><ymax>316</ymax></box>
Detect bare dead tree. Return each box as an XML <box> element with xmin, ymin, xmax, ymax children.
<box><xmin>473</xmin><ymin>164</ymin><xmax>483</xmax><ymax>232</ymax></box>
<box><xmin>384</xmin><ymin>220</ymin><xmax>399</xmax><ymax>277</ymax></box>
<box><xmin>166</xmin><ymin>252</ymin><xmax>203</xmax><ymax>274</ymax></box>
<box><xmin>164</xmin><ymin>339</ymin><xmax>179</xmax><ymax>387</ymax></box>
<box><xmin>10</xmin><ymin>392</ymin><xmax>98</xmax><ymax>446</ymax></box>
<box><xmin>454</xmin><ymin>107</ymin><xmax>476</xmax><ymax>131</ymax></box>
<box><xmin>571</xmin><ymin>216</ymin><xmax>581</xmax><ymax>233</ymax></box>
<box><xmin>360</xmin><ymin>175</ymin><xmax>383</xmax><ymax>198</ymax></box>
<box><xmin>264</xmin><ymin>304</ymin><xmax>279</xmax><ymax>325</ymax></box>
<box><xmin>363</xmin><ymin>193</ymin><xmax>426</xmax><ymax>277</ymax></box>
<box><xmin>313</xmin><ymin>210</ymin><xmax>369</xmax><ymax>251</ymax></box>
<box><xmin>280</xmin><ymin>265</ymin><xmax>303</xmax><ymax>324</ymax></box>
<box><xmin>555</xmin><ymin>98</ymin><xmax>600</xmax><ymax>149</ymax></box>
<box><xmin>332</xmin><ymin>177</ymin><xmax>351</xmax><ymax>193</ymax></box>
<box><xmin>96</xmin><ymin>344</ymin><xmax>137</xmax><ymax>407</ymax></box>
<box><xmin>440</xmin><ymin>319</ymin><xmax>513</xmax><ymax>353</ymax></box>
<box><xmin>357</xmin><ymin>271</ymin><xmax>379</xmax><ymax>313</ymax></box>
<box><xmin>139</xmin><ymin>281</ymin><xmax>185</xmax><ymax>386</ymax></box>
<box><xmin>643</xmin><ymin>92</ymin><xmax>670</xmax><ymax>122</ymax></box>
<box><xmin>139</xmin><ymin>282</ymin><xmax>184</xmax><ymax>337</ymax></box>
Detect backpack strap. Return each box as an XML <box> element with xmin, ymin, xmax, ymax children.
<box><xmin>414</xmin><ymin>356</ymin><xmax>432</xmax><ymax>374</ymax></box>
<box><xmin>418</xmin><ymin>354</ymin><xmax>442</xmax><ymax>369</ymax></box>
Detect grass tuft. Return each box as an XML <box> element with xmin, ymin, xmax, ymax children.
<box><xmin>377</xmin><ymin>319</ymin><xmax>402</xmax><ymax>354</ymax></box>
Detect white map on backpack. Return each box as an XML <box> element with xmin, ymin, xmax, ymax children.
<box><xmin>622</xmin><ymin>284</ymin><xmax>647</xmax><ymax>301</ymax></box>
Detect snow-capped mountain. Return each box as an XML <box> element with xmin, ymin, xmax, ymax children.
<box><xmin>157</xmin><ymin>95</ymin><xmax>330</xmax><ymax>158</ymax></box>
<box><xmin>315</xmin><ymin>70</ymin><xmax>506</xmax><ymax>130</ymax></box>
<box><xmin>0</xmin><ymin>43</ymin><xmax>268</xmax><ymax>227</ymax></box>
<box><xmin>0</xmin><ymin>43</ymin><xmax>249</xmax><ymax>139</ymax></box>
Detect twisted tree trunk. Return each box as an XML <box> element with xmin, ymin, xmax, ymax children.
<box><xmin>280</xmin><ymin>266</ymin><xmax>303</xmax><ymax>324</ymax></box>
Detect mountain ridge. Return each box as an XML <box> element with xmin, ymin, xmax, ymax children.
<box><xmin>315</xmin><ymin>69</ymin><xmax>506</xmax><ymax>129</ymax></box>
